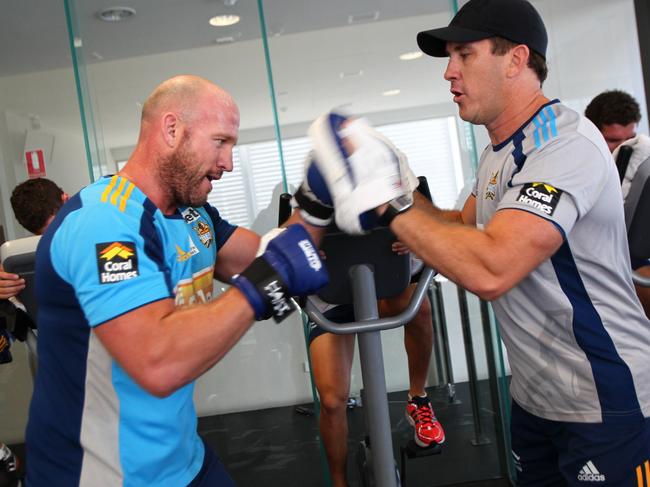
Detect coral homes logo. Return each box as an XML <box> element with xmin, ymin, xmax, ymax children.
<box><xmin>96</xmin><ymin>241</ymin><xmax>139</xmax><ymax>284</ymax></box>
<box><xmin>516</xmin><ymin>182</ymin><xmax>563</xmax><ymax>216</ymax></box>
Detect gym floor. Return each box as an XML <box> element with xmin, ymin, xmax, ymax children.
<box><xmin>6</xmin><ymin>380</ymin><xmax>512</xmax><ymax>487</ymax></box>
<box><xmin>200</xmin><ymin>379</ymin><xmax>511</xmax><ymax>486</ymax></box>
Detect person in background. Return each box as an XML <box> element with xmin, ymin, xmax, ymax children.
<box><xmin>306</xmin><ymin>250</ymin><xmax>442</xmax><ymax>487</ymax></box>
<box><xmin>0</xmin><ymin>177</ymin><xmax>67</xmax><ymax>485</ymax></box>
<box><xmin>585</xmin><ymin>89</ymin><xmax>640</xmax><ymax>152</ymax></box>
<box><xmin>585</xmin><ymin>90</ymin><xmax>650</xmax><ymax>318</ymax></box>
<box><xmin>0</xmin><ymin>178</ymin><xmax>68</xmax><ymax>300</ymax></box>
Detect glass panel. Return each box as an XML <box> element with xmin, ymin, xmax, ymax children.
<box><xmin>0</xmin><ymin>0</ymin><xmax>90</xmax><ymax>448</ymax></box>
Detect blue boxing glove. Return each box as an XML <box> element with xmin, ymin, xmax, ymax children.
<box><xmin>232</xmin><ymin>224</ymin><xmax>329</xmax><ymax>322</ymax></box>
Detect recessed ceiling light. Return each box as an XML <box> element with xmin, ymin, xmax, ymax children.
<box><xmin>97</xmin><ymin>7</ymin><xmax>136</xmax><ymax>22</ymax></box>
<box><xmin>339</xmin><ymin>70</ymin><xmax>364</xmax><ymax>79</ymax></box>
<box><xmin>215</xmin><ymin>36</ymin><xmax>235</xmax><ymax>45</ymax></box>
<box><xmin>399</xmin><ymin>51</ymin><xmax>423</xmax><ymax>61</ymax></box>
<box><xmin>209</xmin><ymin>14</ymin><xmax>240</xmax><ymax>27</ymax></box>
<box><xmin>214</xmin><ymin>32</ymin><xmax>241</xmax><ymax>45</ymax></box>
<box><xmin>348</xmin><ymin>11</ymin><xmax>380</xmax><ymax>24</ymax></box>
<box><xmin>382</xmin><ymin>89</ymin><xmax>401</xmax><ymax>96</ymax></box>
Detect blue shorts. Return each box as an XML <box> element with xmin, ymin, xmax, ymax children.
<box><xmin>631</xmin><ymin>258</ymin><xmax>650</xmax><ymax>271</ymax></box>
<box><xmin>511</xmin><ymin>401</ymin><xmax>650</xmax><ymax>486</ymax></box>
<box><xmin>307</xmin><ymin>304</ymin><xmax>355</xmax><ymax>345</ymax></box>
<box><xmin>187</xmin><ymin>439</ymin><xmax>234</xmax><ymax>487</ymax></box>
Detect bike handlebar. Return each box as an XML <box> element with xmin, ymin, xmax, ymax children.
<box><xmin>302</xmin><ymin>267</ymin><xmax>435</xmax><ymax>334</ymax></box>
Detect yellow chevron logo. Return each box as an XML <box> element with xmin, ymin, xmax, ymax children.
<box><xmin>100</xmin><ymin>242</ymin><xmax>135</xmax><ymax>260</ymax></box>
<box><xmin>532</xmin><ymin>182</ymin><xmax>558</xmax><ymax>193</ymax></box>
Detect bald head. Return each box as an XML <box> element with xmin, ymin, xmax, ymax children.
<box><xmin>125</xmin><ymin>75</ymin><xmax>240</xmax><ymax>214</ymax></box>
<box><xmin>141</xmin><ymin>75</ymin><xmax>235</xmax><ymax>127</ymax></box>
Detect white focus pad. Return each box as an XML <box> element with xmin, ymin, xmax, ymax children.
<box><xmin>308</xmin><ymin>111</ymin><xmax>418</xmax><ymax>234</ymax></box>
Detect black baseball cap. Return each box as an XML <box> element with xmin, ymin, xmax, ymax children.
<box><xmin>417</xmin><ymin>0</ymin><xmax>548</xmax><ymax>59</ymax></box>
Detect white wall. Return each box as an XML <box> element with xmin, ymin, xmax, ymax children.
<box><xmin>0</xmin><ymin>70</ymin><xmax>90</xmax><ymax>239</ymax></box>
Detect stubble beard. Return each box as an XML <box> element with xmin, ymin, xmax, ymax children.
<box><xmin>159</xmin><ymin>136</ymin><xmax>208</xmax><ymax>208</ymax></box>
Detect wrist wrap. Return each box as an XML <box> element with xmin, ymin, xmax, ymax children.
<box><xmin>235</xmin><ymin>257</ymin><xmax>296</xmax><ymax>323</ymax></box>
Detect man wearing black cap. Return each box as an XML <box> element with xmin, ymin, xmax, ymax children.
<box><xmin>309</xmin><ymin>0</ymin><xmax>650</xmax><ymax>485</ymax></box>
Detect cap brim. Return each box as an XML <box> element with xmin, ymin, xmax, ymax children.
<box><xmin>417</xmin><ymin>26</ymin><xmax>494</xmax><ymax>57</ymax></box>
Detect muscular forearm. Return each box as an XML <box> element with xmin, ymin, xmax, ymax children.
<box><xmin>390</xmin><ymin>206</ymin><xmax>505</xmax><ymax>298</ymax></box>
<box><xmin>390</xmin><ymin>205</ymin><xmax>562</xmax><ymax>300</ymax></box>
<box><xmin>97</xmin><ymin>289</ymin><xmax>256</xmax><ymax>398</ymax></box>
<box><xmin>156</xmin><ymin>290</ymin><xmax>256</xmax><ymax>392</ymax></box>
<box><xmin>405</xmin><ymin>191</ymin><xmax>465</xmax><ymax>225</ymax></box>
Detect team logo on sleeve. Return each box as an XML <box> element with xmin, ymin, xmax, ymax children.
<box><xmin>484</xmin><ymin>170</ymin><xmax>499</xmax><ymax>200</ymax></box>
<box><xmin>96</xmin><ymin>242</ymin><xmax>139</xmax><ymax>284</ymax></box>
<box><xmin>516</xmin><ymin>182</ymin><xmax>563</xmax><ymax>216</ymax></box>
<box><xmin>193</xmin><ymin>221</ymin><xmax>213</xmax><ymax>248</ymax></box>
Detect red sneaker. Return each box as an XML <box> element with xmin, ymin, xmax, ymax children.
<box><xmin>405</xmin><ymin>395</ymin><xmax>445</xmax><ymax>447</ymax></box>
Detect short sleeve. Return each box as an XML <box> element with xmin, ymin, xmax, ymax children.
<box><xmin>51</xmin><ymin>204</ymin><xmax>173</xmax><ymax>326</ymax></box>
<box><xmin>203</xmin><ymin>204</ymin><xmax>237</xmax><ymax>250</ymax></box>
<box><xmin>497</xmin><ymin>134</ymin><xmax>610</xmax><ymax>236</ymax></box>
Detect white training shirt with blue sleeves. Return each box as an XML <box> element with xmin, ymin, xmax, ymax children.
<box><xmin>473</xmin><ymin>100</ymin><xmax>650</xmax><ymax>423</ymax></box>
<box><xmin>26</xmin><ymin>175</ymin><xmax>237</xmax><ymax>486</ymax></box>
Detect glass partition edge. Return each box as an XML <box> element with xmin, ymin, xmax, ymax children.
<box><xmin>63</xmin><ymin>0</ymin><xmax>106</xmax><ymax>182</ymax></box>
<box><xmin>256</xmin><ymin>0</ymin><xmax>289</xmax><ymax>193</ymax></box>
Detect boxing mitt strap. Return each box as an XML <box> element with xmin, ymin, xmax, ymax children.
<box><xmin>236</xmin><ymin>257</ymin><xmax>296</xmax><ymax>323</ymax></box>
<box><xmin>293</xmin><ymin>185</ymin><xmax>334</xmax><ymax>221</ymax></box>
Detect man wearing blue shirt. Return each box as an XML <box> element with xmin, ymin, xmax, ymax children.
<box><xmin>25</xmin><ymin>75</ymin><xmax>328</xmax><ymax>486</ymax></box>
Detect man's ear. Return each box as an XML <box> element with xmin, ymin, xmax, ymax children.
<box><xmin>62</xmin><ymin>192</ymin><xmax>69</xmax><ymax>203</ymax></box>
<box><xmin>162</xmin><ymin>112</ymin><xmax>181</xmax><ymax>148</ymax></box>
<box><xmin>507</xmin><ymin>44</ymin><xmax>530</xmax><ymax>78</ymax></box>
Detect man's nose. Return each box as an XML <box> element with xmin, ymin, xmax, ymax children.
<box><xmin>218</xmin><ymin>149</ymin><xmax>234</xmax><ymax>172</ymax></box>
<box><xmin>443</xmin><ymin>58</ymin><xmax>458</xmax><ymax>81</ymax></box>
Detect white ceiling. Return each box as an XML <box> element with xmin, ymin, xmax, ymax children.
<box><xmin>0</xmin><ymin>0</ymin><xmax>448</xmax><ymax>77</ymax></box>
<box><xmin>0</xmin><ymin>0</ymin><xmax>645</xmax><ymax>152</ymax></box>
<box><xmin>0</xmin><ymin>0</ymin><xmax>455</xmax><ymax>147</ymax></box>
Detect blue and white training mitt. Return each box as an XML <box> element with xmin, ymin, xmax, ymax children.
<box><xmin>308</xmin><ymin>111</ymin><xmax>418</xmax><ymax>234</ymax></box>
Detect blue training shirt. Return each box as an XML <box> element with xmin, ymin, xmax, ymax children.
<box><xmin>26</xmin><ymin>175</ymin><xmax>237</xmax><ymax>487</ymax></box>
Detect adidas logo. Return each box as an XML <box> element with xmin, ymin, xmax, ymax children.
<box><xmin>577</xmin><ymin>461</ymin><xmax>605</xmax><ymax>482</ymax></box>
